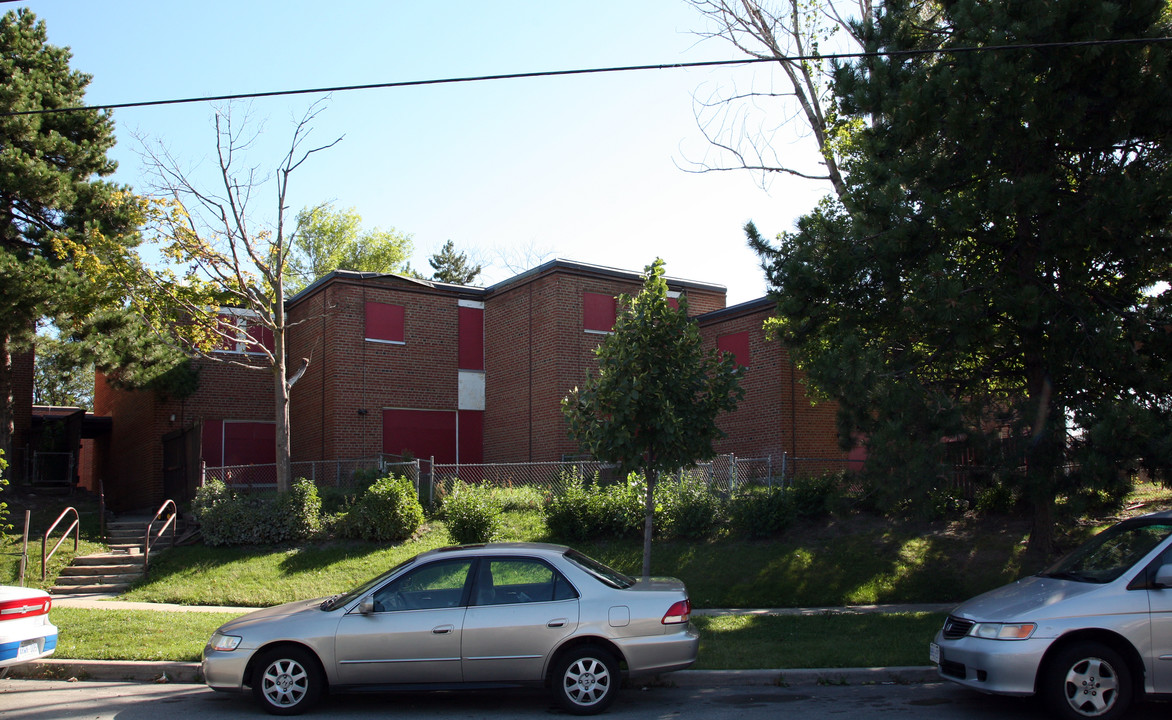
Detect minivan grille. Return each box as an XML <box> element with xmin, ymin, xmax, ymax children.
<box><xmin>942</xmin><ymin>616</ymin><xmax>974</xmax><ymax>640</ymax></box>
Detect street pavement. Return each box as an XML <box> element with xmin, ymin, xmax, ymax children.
<box><xmin>8</xmin><ymin>593</ymin><xmax>956</xmax><ymax>686</ymax></box>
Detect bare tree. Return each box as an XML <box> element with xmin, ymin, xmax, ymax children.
<box><xmin>494</xmin><ymin>240</ymin><xmax>556</xmax><ymax>276</ymax></box>
<box><xmin>685</xmin><ymin>0</ymin><xmax>877</xmax><ymax>198</ymax></box>
<box><xmin>134</xmin><ymin>102</ymin><xmax>340</xmax><ymax>492</ymax></box>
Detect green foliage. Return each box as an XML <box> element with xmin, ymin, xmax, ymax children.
<box><xmin>750</xmin><ymin>0</ymin><xmax>1172</xmax><ymax>547</ymax></box>
<box><xmin>727</xmin><ymin>487</ymin><xmax>795</xmax><ymax>539</ymax></box>
<box><xmin>193</xmin><ymin>478</ymin><xmax>322</xmax><ymax>546</ymax></box>
<box><xmin>657</xmin><ymin>478</ymin><xmax>725</xmax><ymax>540</ymax></box>
<box><xmin>562</xmin><ymin>259</ymin><xmax>744</xmax><ymax>573</ymax></box>
<box><xmin>0</xmin><ymin>9</ymin><xmax>192</xmax><ymax>457</ymax></box>
<box><xmin>428</xmin><ymin>239</ymin><xmax>483</xmax><ymax>285</ymax></box>
<box><xmin>0</xmin><ymin>450</ymin><xmax>9</xmax><ymax>533</ymax></box>
<box><xmin>441</xmin><ymin>482</ymin><xmax>502</xmax><ymax>544</ymax></box>
<box><xmin>543</xmin><ymin>476</ymin><xmax>645</xmax><ymax>542</ymax></box>
<box><xmin>285</xmin><ymin>203</ymin><xmax>414</xmax><ymax>292</ymax></box>
<box><xmin>788</xmin><ymin>474</ymin><xmax>840</xmax><ymax>519</ymax></box>
<box><xmin>338</xmin><ymin>474</ymin><xmax>424</xmax><ymax>542</ymax></box>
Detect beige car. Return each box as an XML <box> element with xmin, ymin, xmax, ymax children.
<box><xmin>203</xmin><ymin>542</ymin><xmax>699</xmax><ymax>715</ymax></box>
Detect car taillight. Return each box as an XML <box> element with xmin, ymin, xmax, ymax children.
<box><xmin>0</xmin><ymin>597</ymin><xmax>51</xmax><ymax>620</ymax></box>
<box><xmin>662</xmin><ymin>599</ymin><xmax>691</xmax><ymax>624</ymax></box>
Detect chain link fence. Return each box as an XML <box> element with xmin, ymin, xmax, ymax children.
<box><xmin>203</xmin><ymin>452</ymin><xmax>867</xmax><ymax>500</ymax></box>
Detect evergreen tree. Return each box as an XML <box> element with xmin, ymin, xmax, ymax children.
<box><xmin>563</xmin><ymin>259</ymin><xmax>743</xmax><ymax>577</ymax></box>
<box><xmin>428</xmin><ymin>240</ymin><xmax>483</xmax><ymax>285</ymax></box>
<box><xmin>752</xmin><ymin>0</ymin><xmax>1172</xmax><ymax>553</ymax></box>
<box><xmin>0</xmin><ymin>10</ymin><xmax>180</xmax><ymax>468</ymax></box>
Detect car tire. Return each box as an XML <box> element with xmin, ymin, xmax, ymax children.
<box><xmin>251</xmin><ymin>646</ymin><xmax>324</xmax><ymax>716</ymax></box>
<box><xmin>551</xmin><ymin>646</ymin><xmax>621</xmax><ymax>715</ymax></box>
<box><xmin>1042</xmin><ymin>641</ymin><xmax>1133</xmax><ymax>720</ymax></box>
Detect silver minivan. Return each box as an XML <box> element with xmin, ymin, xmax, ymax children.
<box><xmin>931</xmin><ymin>510</ymin><xmax>1172</xmax><ymax>720</ymax></box>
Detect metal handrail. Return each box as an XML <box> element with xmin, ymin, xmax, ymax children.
<box><xmin>42</xmin><ymin>507</ymin><xmax>79</xmax><ymax>581</ymax></box>
<box><xmin>143</xmin><ymin>499</ymin><xmax>177</xmax><ymax>576</ymax></box>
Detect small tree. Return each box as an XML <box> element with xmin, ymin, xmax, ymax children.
<box><xmin>562</xmin><ymin>259</ymin><xmax>743</xmax><ymax>578</ymax></box>
<box><xmin>428</xmin><ymin>240</ymin><xmax>483</xmax><ymax>285</ymax></box>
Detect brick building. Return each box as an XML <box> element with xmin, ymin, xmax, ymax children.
<box><xmin>91</xmin><ymin>259</ymin><xmax>851</xmax><ymax>511</ymax></box>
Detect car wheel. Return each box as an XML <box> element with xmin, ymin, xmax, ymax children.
<box><xmin>552</xmin><ymin>646</ymin><xmax>621</xmax><ymax>715</ymax></box>
<box><xmin>251</xmin><ymin>646</ymin><xmax>323</xmax><ymax>715</ymax></box>
<box><xmin>1042</xmin><ymin>641</ymin><xmax>1132</xmax><ymax>720</ymax></box>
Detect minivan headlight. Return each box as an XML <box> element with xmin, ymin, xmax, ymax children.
<box><xmin>208</xmin><ymin>632</ymin><xmax>242</xmax><ymax>651</ymax></box>
<box><xmin>971</xmin><ymin>622</ymin><xmax>1036</xmax><ymax>640</ymax></box>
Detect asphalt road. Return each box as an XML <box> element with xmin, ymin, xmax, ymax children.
<box><xmin>2</xmin><ymin>679</ymin><xmax>1170</xmax><ymax>720</ymax></box>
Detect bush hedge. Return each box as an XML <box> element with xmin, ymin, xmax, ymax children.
<box><xmin>442</xmin><ymin>482</ymin><xmax>502</xmax><ymax>544</ymax></box>
<box><xmin>337</xmin><ymin>474</ymin><xmax>424</xmax><ymax>542</ymax></box>
<box><xmin>193</xmin><ymin>478</ymin><xmax>322</xmax><ymax>546</ymax></box>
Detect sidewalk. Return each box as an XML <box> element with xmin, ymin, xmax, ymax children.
<box><xmin>4</xmin><ymin>594</ymin><xmax>951</xmax><ymax>686</ymax></box>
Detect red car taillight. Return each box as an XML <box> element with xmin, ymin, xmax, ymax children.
<box><xmin>661</xmin><ymin>599</ymin><xmax>691</xmax><ymax>624</ymax></box>
<box><xmin>0</xmin><ymin>596</ymin><xmax>51</xmax><ymax>621</ymax></box>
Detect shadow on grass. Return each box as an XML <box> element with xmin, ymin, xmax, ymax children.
<box><xmin>692</xmin><ymin>612</ymin><xmax>948</xmax><ymax>669</ymax></box>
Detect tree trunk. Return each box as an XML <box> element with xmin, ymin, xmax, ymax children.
<box><xmin>273</xmin><ymin>305</ymin><xmax>291</xmax><ymax>494</ymax></box>
<box><xmin>641</xmin><ymin>467</ymin><xmax>658</xmax><ymax>580</ymax></box>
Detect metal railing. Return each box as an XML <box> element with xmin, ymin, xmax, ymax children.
<box><xmin>144</xmin><ymin>499</ymin><xmax>177</xmax><ymax>576</ymax></box>
<box><xmin>41</xmin><ymin>506</ymin><xmax>79</xmax><ymax>581</ymax></box>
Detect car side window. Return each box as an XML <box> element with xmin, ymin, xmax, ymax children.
<box><xmin>473</xmin><ymin>558</ymin><xmax>578</xmax><ymax>606</ymax></box>
<box><xmin>372</xmin><ymin>559</ymin><xmax>472</xmax><ymax>612</ymax></box>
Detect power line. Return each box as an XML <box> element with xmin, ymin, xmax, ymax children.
<box><xmin>3</xmin><ymin>36</ymin><xmax>1170</xmax><ymax>117</ymax></box>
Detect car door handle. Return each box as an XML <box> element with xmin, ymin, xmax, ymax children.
<box><xmin>432</xmin><ymin>625</ymin><xmax>455</xmax><ymax>634</ymax></box>
<box><xmin>547</xmin><ymin>619</ymin><xmax>567</xmax><ymax>628</ymax></box>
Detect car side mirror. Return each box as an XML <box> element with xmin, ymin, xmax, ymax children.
<box><xmin>359</xmin><ymin>597</ymin><xmax>375</xmax><ymax>614</ymax></box>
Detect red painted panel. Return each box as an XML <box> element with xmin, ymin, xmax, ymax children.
<box><xmin>245</xmin><ymin>321</ymin><xmax>274</xmax><ymax>353</ymax></box>
<box><xmin>383</xmin><ymin>409</ymin><xmax>457</xmax><ymax>463</ymax></box>
<box><xmin>365</xmin><ymin>302</ymin><xmax>405</xmax><ymax>343</ymax></box>
<box><xmin>717</xmin><ymin>331</ymin><xmax>751</xmax><ymax>368</ymax></box>
<box><xmin>458</xmin><ymin>306</ymin><xmax>484</xmax><ymax>370</ymax></box>
<box><xmin>223</xmin><ymin>421</ymin><xmax>276</xmax><ymax>466</ymax></box>
<box><xmin>583</xmin><ymin>293</ymin><xmax>616</xmax><ymax>332</ymax></box>
<box><xmin>458</xmin><ymin>410</ymin><xmax>484</xmax><ymax>464</ymax></box>
<box><xmin>202</xmin><ymin>419</ymin><xmax>224</xmax><ymax>466</ymax></box>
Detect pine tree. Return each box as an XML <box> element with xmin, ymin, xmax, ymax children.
<box><xmin>428</xmin><ymin>240</ymin><xmax>483</xmax><ymax>285</ymax></box>
<box><xmin>752</xmin><ymin>0</ymin><xmax>1172</xmax><ymax>553</ymax></box>
<box><xmin>0</xmin><ymin>10</ymin><xmax>163</xmax><ymax>467</ymax></box>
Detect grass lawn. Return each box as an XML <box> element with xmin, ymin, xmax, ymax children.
<box><xmin>120</xmin><ymin>511</ymin><xmax>1038</xmax><ymax>608</ymax></box>
<box><xmin>47</xmin><ymin>607</ymin><xmax>947</xmax><ymax>669</ymax></box>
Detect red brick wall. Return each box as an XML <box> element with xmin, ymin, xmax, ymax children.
<box><xmin>94</xmin><ymin>354</ymin><xmax>274</xmax><ymax>510</ymax></box>
<box><xmin>699</xmin><ymin>303</ymin><xmax>851</xmax><ymax>471</ymax></box>
<box><xmin>288</xmin><ymin>276</ymin><xmax>465</xmax><ymax>462</ymax></box>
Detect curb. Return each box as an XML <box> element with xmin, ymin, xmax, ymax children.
<box><xmin>7</xmin><ymin>659</ymin><xmax>202</xmax><ymax>684</ymax></box>
<box><xmin>7</xmin><ymin>659</ymin><xmax>938</xmax><ymax>688</ymax></box>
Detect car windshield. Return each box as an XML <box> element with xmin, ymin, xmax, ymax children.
<box><xmin>1039</xmin><ymin>519</ymin><xmax>1172</xmax><ymax>584</ymax></box>
<box><xmin>321</xmin><ymin>557</ymin><xmax>416</xmax><ymax>611</ymax></box>
<box><xmin>563</xmin><ymin>549</ymin><xmax>635</xmax><ymax>589</ymax></box>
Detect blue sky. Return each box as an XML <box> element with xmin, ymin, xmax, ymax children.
<box><xmin>24</xmin><ymin>0</ymin><xmax>833</xmax><ymax>305</ymax></box>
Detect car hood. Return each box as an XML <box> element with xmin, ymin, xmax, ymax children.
<box><xmin>953</xmin><ymin>575</ymin><xmax>1102</xmax><ymax>621</ymax></box>
<box><xmin>217</xmin><ymin>598</ymin><xmax>328</xmax><ymax>632</ymax></box>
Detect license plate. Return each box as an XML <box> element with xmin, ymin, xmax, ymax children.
<box><xmin>929</xmin><ymin>642</ymin><xmax>941</xmax><ymax>665</ymax></box>
<box><xmin>16</xmin><ymin>640</ymin><xmax>39</xmax><ymax>661</ymax></box>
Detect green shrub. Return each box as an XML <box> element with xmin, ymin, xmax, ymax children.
<box><xmin>657</xmin><ymin>478</ymin><xmax>724</xmax><ymax>539</ymax></box>
<box><xmin>193</xmin><ymin>478</ymin><xmax>322</xmax><ymax>546</ymax></box>
<box><xmin>788</xmin><ymin>473</ymin><xmax>840</xmax><ymax>518</ymax></box>
<box><xmin>442</xmin><ymin>482</ymin><xmax>502</xmax><ymax>544</ymax></box>
<box><xmin>338</xmin><ymin>475</ymin><xmax>424</xmax><ymax>542</ymax></box>
<box><xmin>728</xmin><ymin>487</ymin><xmax>794</xmax><ymax>539</ymax></box>
<box><xmin>544</xmin><ymin>474</ymin><xmax>644</xmax><ymax>541</ymax></box>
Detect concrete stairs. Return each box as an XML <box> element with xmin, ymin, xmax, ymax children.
<box><xmin>50</xmin><ymin>515</ymin><xmax>178</xmax><ymax>596</ymax></box>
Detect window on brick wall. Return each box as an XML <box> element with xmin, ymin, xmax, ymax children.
<box><xmin>214</xmin><ymin>310</ymin><xmax>274</xmax><ymax>355</ymax></box>
<box><xmin>717</xmin><ymin>331</ymin><xmax>751</xmax><ymax>368</ymax></box>
<box><xmin>458</xmin><ymin>305</ymin><xmax>484</xmax><ymax>370</ymax></box>
<box><xmin>583</xmin><ymin>292</ymin><xmax>616</xmax><ymax>333</ymax></box>
<box><xmin>365</xmin><ymin>302</ymin><xmax>405</xmax><ymax>344</ymax></box>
